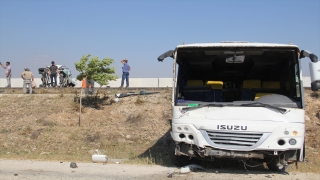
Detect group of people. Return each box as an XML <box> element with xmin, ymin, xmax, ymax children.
<box><xmin>1</xmin><ymin>59</ymin><xmax>132</xmax><ymax>93</ymax></box>
<box><xmin>1</xmin><ymin>61</ymin><xmax>36</xmax><ymax>94</ymax></box>
<box><xmin>0</xmin><ymin>61</ymin><xmax>60</xmax><ymax>94</ymax></box>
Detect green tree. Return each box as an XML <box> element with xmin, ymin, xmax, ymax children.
<box><xmin>75</xmin><ymin>54</ymin><xmax>118</xmax><ymax>86</ymax></box>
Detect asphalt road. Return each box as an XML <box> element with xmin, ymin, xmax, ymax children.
<box><xmin>1</xmin><ymin>159</ymin><xmax>320</xmax><ymax>180</ymax></box>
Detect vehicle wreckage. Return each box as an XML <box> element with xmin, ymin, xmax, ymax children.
<box><xmin>38</xmin><ymin>65</ymin><xmax>76</xmax><ymax>87</ymax></box>
<box><xmin>158</xmin><ymin>42</ymin><xmax>319</xmax><ymax>171</ymax></box>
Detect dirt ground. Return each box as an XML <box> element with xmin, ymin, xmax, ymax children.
<box><xmin>0</xmin><ymin>87</ymin><xmax>319</xmax><ymax>175</ymax></box>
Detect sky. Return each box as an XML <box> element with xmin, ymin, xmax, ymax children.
<box><xmin>0</xmin><ymin>0</ymin><xmax>319</xmax><ymax>79</ymax></box>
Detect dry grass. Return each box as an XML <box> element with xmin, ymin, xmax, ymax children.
<box><xmin>0</xmin><ymin>88</ymin><xmax>172</xmax><ymax>164</ymax></box>
<box><xmin>134</xmin><ymin>96</ymin><xmax>144</xmax><ymax>105</ymax></box>
<box><xmin>0</xmin><ymin>88</ymin><xmax>319</xmax><ymax>173</ymax></box>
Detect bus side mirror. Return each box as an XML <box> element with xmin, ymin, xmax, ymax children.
<box><xmin>301</xmin><ymin>50</ymin><xmax>319</xmax><ymax>91</ymax></box>
<box><xmin>309</xmin><ymin>61</ymin><xmax>320</xmax><ymax>91</ymax></box>
<box><xmin>158</xmin><ymin>50</ymin><xmax>174</xmax><ymax>62</ymax></box>
<box><xmin>301</xmin><ymin>50</ymin><xmax>318</xmax><ymax>62</ymax></box>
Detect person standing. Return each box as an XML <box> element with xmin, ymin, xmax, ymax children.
<box><xmin>82</xmin><ymin>74</ymin><xmax>94</xmax><ymax>94</ymax></box>
<box><xmin>82</xmin><ymin>74</ymin><xmax>87</xmax><ymax>89</ymax></box>
<box><xmin>48</xmin><ymin>61</ymin><xmax>58</xmax><ymax>87</ymax></box>
<box><xmin>120</xmin><ymin>59</ymin><xmax>131</xmax><ymax>88</ymax></box>
<box><xmin>21</xmin><ymin>68</ymin><xmax>34</xmax><ymax>94</ymax></box>
<box><xmin>86</xmin><ymin>79</ymin><xmax>95</xmax><ymax>94</ymax></box>
<box><xmin>0</xmin><ymin>61</ymin><xmax>12</xmax><ymax>88</ymax></box>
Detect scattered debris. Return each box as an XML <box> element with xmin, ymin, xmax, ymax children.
<box><xmin>184</xmin><ymin>164</ymin><xmax>205</xmax><ymax>171</ymax></box>
<box><xmin>108</xmin><ymin>158</ymin><xmax>129</xmax><ymax>163</ymax></box>
<box><xmin>115</xmin><ymin>92</ymin><xmax>138</xmax><ymax>98</ymax></box>
<box><xmin>167</xmin><ymin>170</ymin><xmax>175</xmax><ymax>178</ymax></box>
<box><xmin>180</xmin><ymin>166</ymin><xmax>190</xmax><ymax>174</ymax></box>
<box><xmin>138</xmin><ymin>90</ymin><xmax>160</xmax><ymax>95</ymax></box>
<box><xmin>92</xmin><ymin>149</ymin><xmax>108</xmax><ymax>163</ymax></box>
<box><xmin>180</xmin><ymin>164</ymin><xmax>205</xmax><ymax>174</ymax></box>
<box><xmin>70</xmin><ymin>162</ymin><xmax>78</xmax><ymax>168</ymax></box>
<box><xmin>115</xmin><ymin>90</ymin><xmax>160</xmax><ymax>99</ymax></box>
<box><xmin>92</xmin><ymin>154</ymin><xmax>108</xmax><ymax>163</ymax></box>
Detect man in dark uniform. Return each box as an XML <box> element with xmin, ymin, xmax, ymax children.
<box><xmin>48</xmin><ymin>61</ymin><xmax>58</xmax><ymax>87</ymax></box>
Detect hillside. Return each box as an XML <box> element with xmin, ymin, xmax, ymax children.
<box><xmin>0</xmin><ymin>87</ymin><xmax>319</xmax><ymax>173</ymax></box>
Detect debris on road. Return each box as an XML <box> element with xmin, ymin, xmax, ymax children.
<box><xmin>92</xmin><ymin>154</ymin><xmax>108</xmax><ymax>163</ymax></box>
<box><xmin>92</xmin><ymin>149</ymin><xmax>108</xmax><ymax>163</ymax></box>
<box><xmin>167</xmin><ymin>170</ymin><xmax>175</xmax><ymax>178</ymax></box>
<box><xmin>70</xmin><ymin>162</ymin><xmax>78</xmax><ymax>168</ymax></box>
<box><xmin>180</xmin><ymin>166</ymin><xmax>190</xmax><ymax>174</ymax></box>
<box><xmin>180</xmin><ymin>164</ymin><xmax>205</xmax><ymax>174</ymax></box>
<box><xmin>108</xmin><ymin>158</ymin><xmax>129</xmax><ymax>163</ymax></box>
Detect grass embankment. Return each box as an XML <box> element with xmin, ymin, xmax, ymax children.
<box><xmin>0</xmin><ymin>88</ymin><xmax>172</xmax><ymax>165</ymax></box>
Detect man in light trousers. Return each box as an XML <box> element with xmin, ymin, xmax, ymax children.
<box><xmin>0</xmin><ymin>61</ymin><xmax>12</xmax><ymax>88</ymax></box>
<box><xmin>21</xmin><ymin>68</ymin><xmax>34</xmax><ymax>94</ymax></box>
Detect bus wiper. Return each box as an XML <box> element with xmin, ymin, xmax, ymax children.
<box><xmin>240</xmin><ymin>102</ymin><xmax>289</xmax><ymax>114</ymax></box>
<box><xmin>182</xmin><ymin>104</ymin><xmax>224</xmax><ymax>111</ymax></box>
<box><xmin>182</xmin><ymin>102</ymin><xmax>289</xmax><ymax>114</ymax></box>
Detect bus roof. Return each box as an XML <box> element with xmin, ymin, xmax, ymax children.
<box><xmin>176</xmin><ymin>42</ymin><xmax>299</xmax><ymax>49</ymax></box>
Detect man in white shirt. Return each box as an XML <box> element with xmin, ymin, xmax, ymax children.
<box><xmin>0</xmin><ymin>61</ymin><xmax>12</xmax><ymax>88</ymax></box>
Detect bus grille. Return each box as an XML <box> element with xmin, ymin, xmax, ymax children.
<box><xmin>206</xmin><ymin>130</ymin><xmax>264</xmax><ymax>147</ymax></box>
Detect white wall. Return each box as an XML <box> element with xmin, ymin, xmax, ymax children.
<box><xmin>0</xmin><ymin>78</ymin><xmax>173</xmax><ymax>88</ymax></box>
<box><xmin>0</xmin><ymin>77</ymin><xmax>312</xmax><ymax>88</ymax></box>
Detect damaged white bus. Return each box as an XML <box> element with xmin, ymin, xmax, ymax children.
<box><xmin>158</xmin><ymin>42</ymin><xmax>319</xmax><ymax>171</ymax></box>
